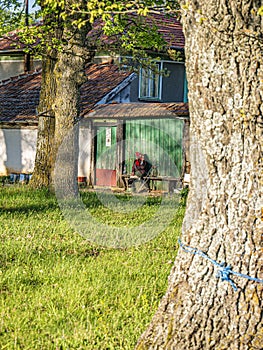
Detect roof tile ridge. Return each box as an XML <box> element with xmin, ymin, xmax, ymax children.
<box><xmin>96</xmin><ymin>59</ymin><xmax>116</xmax><ymax>67</ymax></box>
<box><xmin>0</xmin><ymin>28</ymin><xmax>21</xmax><ymax>40</ymax></box>
<box><xmin>85</xmin><ymin>62</ymin><xmax>115</xmax><ymax>72</ymax></box>
<box><xmin>0</xmin><ymin>68</ymin><xmax>42</xmax><ymax>86</ymax></box>
<box><xmin>0</xmin><ymin>22</ymin><xmax>43</xmax><ymax>40</ymax></box>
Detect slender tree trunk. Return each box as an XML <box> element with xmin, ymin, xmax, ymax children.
<box><xmin>31</xmin><ymin>2</ymin><xmax>94</xmax><ymax>191</ymax></box>
<box><xmin>30</xmin><ymin>7</ymin><xmax>61</xmax><ymax>189</ymax></box>
<box><xmin>136</xmin><ymin>1</ymin><xmax>263</xmax><ymax>349</ymax></box>
<box><xmin>52</xmin><ymin>19</ymin><xmax>93</xmax><ymax>195</ymax></box>
<box><xmin>30</xmin><ymin>55</ymin><xmax>56</xmax><ymax>188</ymax></box>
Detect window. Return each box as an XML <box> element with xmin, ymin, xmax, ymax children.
<box><xmin>139</xmin><ymin>63</ymin><xmax>161</xmax><ymax>100</ymax></box>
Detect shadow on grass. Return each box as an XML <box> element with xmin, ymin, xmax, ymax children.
<box><xmin>0</xmin><ymin>203</ymin><xmax>59</xmax><ymax>215</ymax></box>
<box><xmin>0</xmin><ymin>186</ymin><xmax>59</xmax><ymax>214</ymax></box>
<box><xmin>0</xmin><ymin>187</ymin><xmax>164</xmax><ymax>215</ymax></box>
<box><xmin>80</xmin><ymin>191</ymin><xmax>163</xmax><ymax>208</ymax></box>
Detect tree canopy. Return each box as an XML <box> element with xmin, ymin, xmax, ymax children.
<box><xmin>0</xmin><ymin>0</ymin><xmax>23</xmax><ymax>35</ymax></box>
<box><xmin>0</xmin><ymin>1</ymin><xmax>183</xmax><ymax>67</ymax></box>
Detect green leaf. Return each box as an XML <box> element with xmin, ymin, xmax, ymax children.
<box><xmin>258</xmin><ymin>6</ymin><xmax>263</xmax><ymax>15</ymax></box>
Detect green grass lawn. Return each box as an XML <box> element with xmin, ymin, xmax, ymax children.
<box><xmin>0</xmin><ymin>186</ymin><xmax>185</xmax><ymax>349</ymax></box>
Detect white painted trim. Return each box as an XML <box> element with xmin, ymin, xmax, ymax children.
<box><xmin>0</xmin><ymin>59</ymin><xmax>24</xmax><ymax>62</ymax></box>
<box><xmin>138</xmin><ymin>62</ymin><xmax>162</xmax><ymax>100</ymax></box>
<box><xmin>138</xmin><ymin>67</ymin><xmax>143</xmax><ymax>99</ymax></box>
<box><xmin>118</xmin><ymin>56</ymin><xmax>184</xmax><ymax>65</ymax></box>
<box><xmin>160</xmin><ymin>60</ymin><xmax>184</xmax><ymax>64</ymax></box>
<box><xmin>159</xmin><ymin>61</ymin><xmax>163</xmax><ymax>100</ymax></box>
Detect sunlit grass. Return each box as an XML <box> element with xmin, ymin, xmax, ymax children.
<box><xmin>0</xmin><ymin>186</ymin><xmax>185</xmax><ymax>349</ymax></box>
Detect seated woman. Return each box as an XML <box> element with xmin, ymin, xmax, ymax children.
<box><xmin>130</xmin><ymin>153</ymin><xmax>152</xmax><ymax>192</ymax></box>
<box><xmin>131</xmin><ymin>152</ymin><xmax>142</xmax><ymax>176</ymax></box>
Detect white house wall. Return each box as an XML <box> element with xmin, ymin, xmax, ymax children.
<box><xmin>78</xmin><ymin>126</ymin><xmax>92</xmax><ymax>178</ymax></box>
<box><xmin>0</xmin><ymin>127</ymin><xmax>92</xmax><ymax>177</ymax></box>
<box><xmin>0</xmin><ymin>128</ymin><xmax>37</xmax><ymax>175</ymax></box>
<box><xmin>0</xmin><ymin>56</ymin><xmax>42</xmax><ymax>81</ymax></box>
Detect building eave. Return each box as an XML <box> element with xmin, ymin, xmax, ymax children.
<box><xmin>85</xmin><ymin>102</ymin><xmax>189</xmax><ymax>121</ymax></box>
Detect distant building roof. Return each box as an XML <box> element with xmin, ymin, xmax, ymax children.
<box><xmin>88</xmin><ymin>13</ymin><xmax>185</xmax><ymax>50</ymax></box>
<box><xmin>0</xmin><ymin>13</ymin><xmax>184</xmax><ymax>53</ymax></box>
<box><xmin>0</xmin><ymin>63</ymin><xmax>133</xmax><ymax>126</ymax></box>
<box><xmin>151</xmin><ymin>13</ymin><xmax>184</xmax><ymax>49</ymax></box>
<box><xmin>87</xmin><ymin>102</ymin><xmax>189</xmax><ymax>120</ymax></box>
<box><xmin>0</xmin><ymin>31</ymin><xmax>27</xmax><ymax>52</ymax></box>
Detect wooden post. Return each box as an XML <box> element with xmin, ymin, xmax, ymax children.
<box><xmin>182</xmin><ymin>118</ymin><xmax>190</xmax><ymax>175</ymax></box>
<box><xmin>116</xmin><ymin>120</ymin><xmax>125</xmax><ymax>188</ymax></box>
<box><xmin>24</xmin><ymin>0</ymin><xmax>31</xmax><ymax>73</ymax></box>
<box><xmin>89</xmin><ymin>121</ymin><xmax>95</xmax><ymax>187</ymax></box>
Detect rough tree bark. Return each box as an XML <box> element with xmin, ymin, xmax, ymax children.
<box><xmin>30</xmin><ymin>54</ymin><xmax>56</xmax><ymax>188</ymax></box>
<box><xmin>30</xmin><ymin>6</ymin><xmax>63</xmax><ymax>189</ymax></box>
<box><xmin>31</xmin><ymin>2</ymin><xmax>93</xmax><ymax>191</ymax></box>
<box><xmin>51</xmin><ymin>16</ymin><xmax>93</xmax><ymax>196</ymax></box>
<box><xmin>136</xmin><ymin>1</ymin><xmax>263</xmax><ymax>349</ymax></box>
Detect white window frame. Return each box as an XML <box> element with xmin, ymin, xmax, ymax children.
<box><xmin>139</xmin><ymin>62</ymin><xmax>162</xmax><ymax>100</ymax></box>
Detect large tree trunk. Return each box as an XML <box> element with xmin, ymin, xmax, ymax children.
<box><xmin>136</xmin><ymin>1</ymin><xmax>263</xmax><ymax>349</ymax></box>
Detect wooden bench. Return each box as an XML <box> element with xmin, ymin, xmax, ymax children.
<box><xmin>121</xmin><ymin>175</ymin><xmax>181</xmax><ymax>193</ymax></box>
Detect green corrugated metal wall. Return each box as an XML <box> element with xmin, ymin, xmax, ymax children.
<box><xmin>125</xmin><ymin>119</ymin><xmax>183</xmax><ymax>177</ymax></box>
<box><xmin>95</xmin><ymin>119</ymin><xmax>184</xmax><ymax>178</ymax></box>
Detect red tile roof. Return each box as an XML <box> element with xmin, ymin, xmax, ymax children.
<box><xmin>0</xmin><ymin>13</ymin><xmax>184</xmax><ymax>52</ymax></box>
<box><xmin>80</xmin><ymin>64</ymin><xmax>131</xmax><ymax>117</ymax></box>
<box><xmin>87</xmin><ymin>13</ymin><xmax>184</xmax><ymax>50</ymax></box>
<box><xmin>0</xmin><ymin>22</ymin><xmax>42</xmax><ymax>52</ymax></box>
<box><xmin>0</xmin><ymin>63</ymin><xmax>132</xmax><ymax>124</ymax></box>
<box><xmin>138</xmin><ymin>13</ymin><xmax>185</xmax><ymax>49</ymax></box>
<box><xmin>0</xmin><ymin>31</ymin><xmax>27</xmax><ymax>51</ymax></box>
<box><xmin>0</xmin><ymin>69</ymin><xmax>41</xmax><ymax>124</ymax></box>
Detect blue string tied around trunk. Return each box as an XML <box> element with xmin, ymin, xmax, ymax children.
<box><xmin>178</xmin><ymin>239</ymin><xmax>263</xmax><ymax>292</ymax></box>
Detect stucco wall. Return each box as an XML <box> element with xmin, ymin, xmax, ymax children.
<box><xmin>78</xmin><ymin>126</ymin><xmax>92</xmax><ymax>177</ymax></box>
<box><xmin>0</xmin><ymin>127</ymin><xmax>92</xmax><ymax>177</ymax></box>
<box><xmin>0</xmin><ymin>56</ymin><xmax>42</xmax><ymax>81</ymax></box>
<box><xmin>0</xmin><ymin>128</ymin><xmax>37</xmax><ymax>175</ymax></box>
<box><xmin>0</xmin><ymin>59</ymin><xmax>24</xmax><ymax>81</ymax></box>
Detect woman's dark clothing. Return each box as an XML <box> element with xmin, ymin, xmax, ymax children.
<box><xmin>132</xmin><ymin>159</ymin><xmax>151</xmax><ymax>177</ymax></box>
<box><xmin>130</xmin><ymin>156</ymin><xmax>152</xmax><ymax>191</ymax></box>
